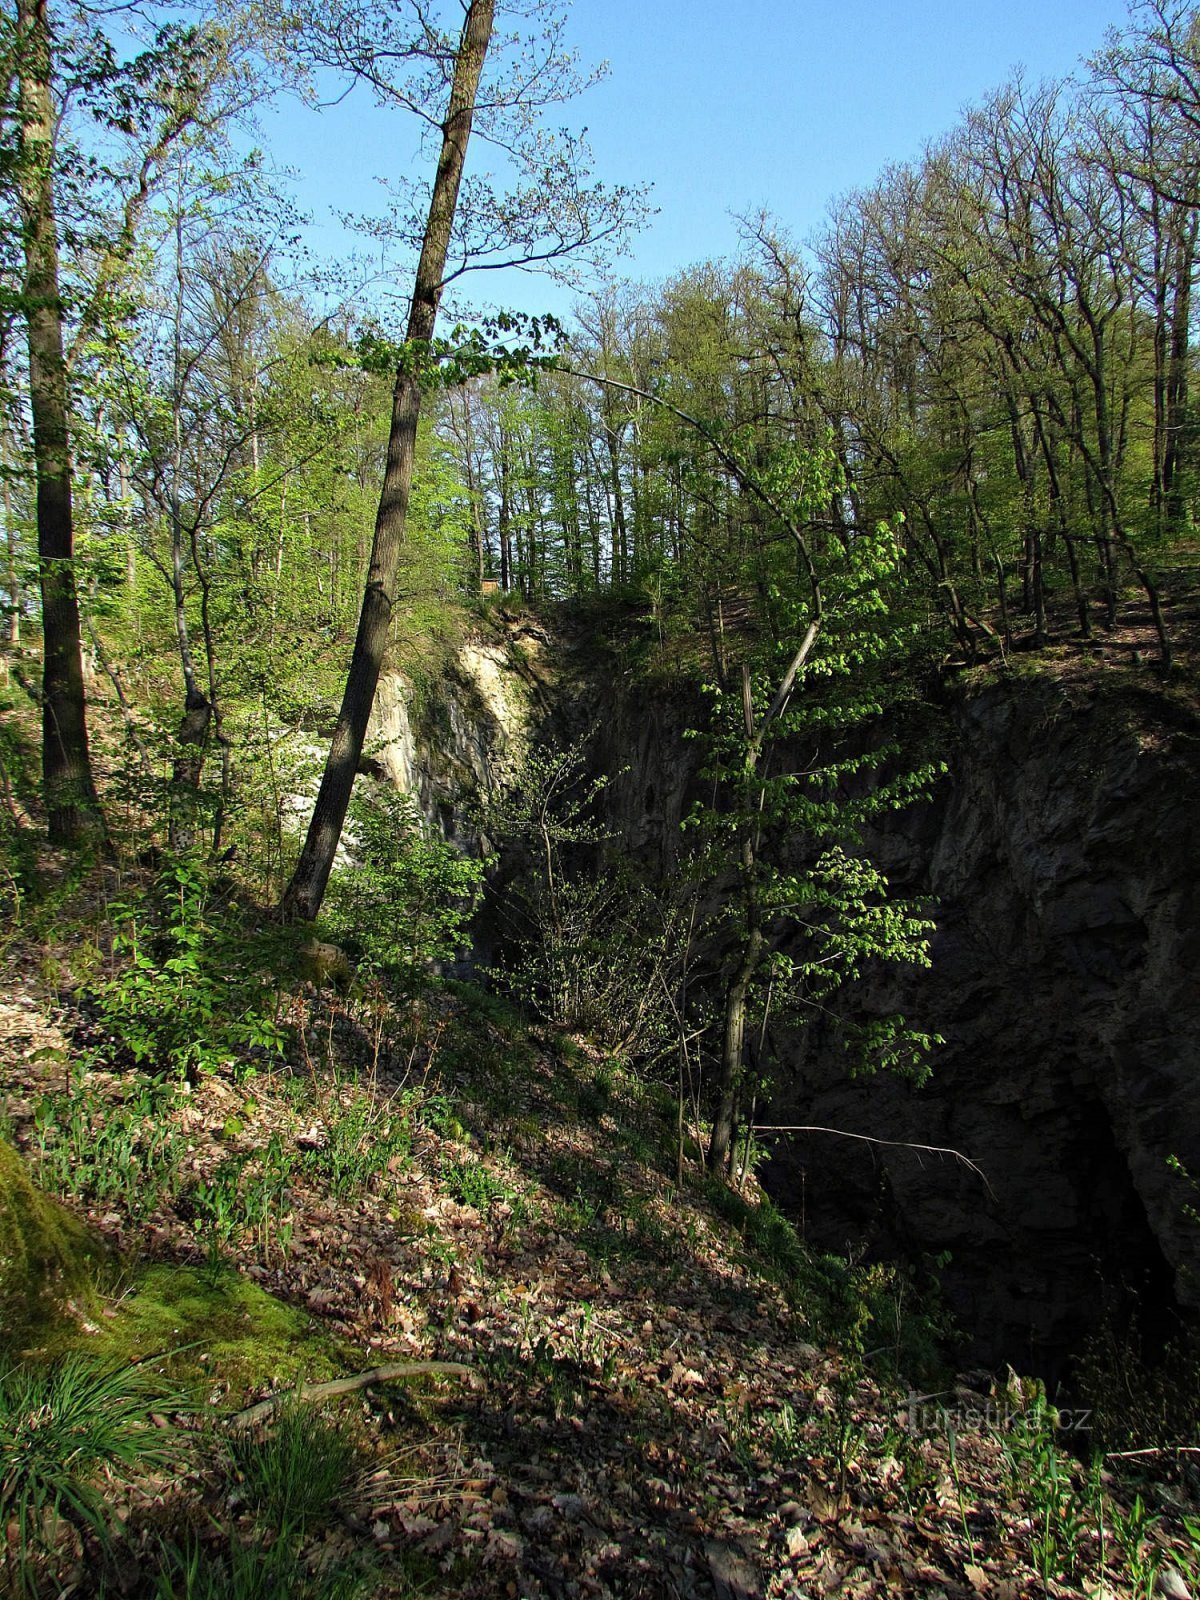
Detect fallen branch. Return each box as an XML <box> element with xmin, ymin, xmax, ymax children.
<box><xmin>1103</xmin><ymin>1445</ymin><xmax>1200</xmax><ymax>1461</ymax></box>
<box><xmin>753</xmin><ymin>1124</ymin><xmax>995</xmax><ymax>1200</ymax></box>
<box><xmin>228</xmin><ymin>1361</ymin><xmax>476</xmax><ymax>1430</ymax></box>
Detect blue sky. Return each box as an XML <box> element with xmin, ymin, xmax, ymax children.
<box><xmin>262</xmin><ymin>0</ymin><xmax>1135</xmax><ymax>320</ymax></box>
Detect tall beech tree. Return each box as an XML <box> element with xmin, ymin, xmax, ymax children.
<box><xmin>13</xmin><ymin>0</ymin><xmax>99</xmax><ymax>841</ymax></box>
<box><xmin>7</xmin><ymin>0</ymin><xmax>229</xmax><ymax>841</ymax></box>
<box><xmin>281</xmin><ymin>0</ymin><xmax>641</xmax><ymax>919</ymax></box>
<box><xmin>281</xmin><ymin>0</ymin><xmax>495</xmax><ymax>921</ymax></box>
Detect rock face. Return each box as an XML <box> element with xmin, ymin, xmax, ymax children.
<box><xmin>361</xmin><ymin>620</ymin><xmax>551</xmax><ymax>971</ymax></box>
<box><xmin>366</xmin><ymin>631</ymin><xmax>541</xmax><ymax>845</ymax></box>
<box><xmin>760</xmin><ymin>670</ymin><xmax>1200</xmax><ymax>1372</ymax></box>
<box><xmin>285</xmin><ymin>617</ymin><xmax>547</xmax><ymax>865</ymax></box>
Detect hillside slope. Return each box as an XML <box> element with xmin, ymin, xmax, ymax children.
<box><xmin>2</xmin><ymin>928</ymin><xmax>1200</xmax><ymax>1598</ymax></box>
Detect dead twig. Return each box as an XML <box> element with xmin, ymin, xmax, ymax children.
<box><xmin>228</xmin><ymin>1361</ymin><xmax>477</xmax><ymax>1430</ymax></box>
<box><xmin>753</xmin><ymin>1124</ymin><xmax>995</xmax><ymax>1200</ymax></box>
<box><xmin>1103</xmin><ymin>1446</ymin><xmax>1200</xmax><ymax>1460</ymax></box>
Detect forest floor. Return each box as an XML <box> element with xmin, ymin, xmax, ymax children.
<box><xmin>3</xmin><ymin>918</ymin><xmax>1200</xmax><ymax>1600</ymax></box>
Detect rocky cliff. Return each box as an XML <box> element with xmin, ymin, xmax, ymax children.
<box><xmin>758</xmin><ymin>666</ymin><xmax>1200</xmax><ymax>1372</ymax></box>
<box><xmin>375</xmin><ymin>619</ymin><xmax>1200</xmax><ymax>1374</ymax></box>
<box><xmin>364</xmin><ymin>628</ymin><xmax>545</xmax><ymax>844</ymax></box>
<box><xmin>564</xmin><ymin>642</ymin><xmax>1200</xmax><ymax>1371</ymax></box>
<box><xmin>283</xmin><ymin>614</ymin><xmax>550</xmax><ymax>863</ymax></box>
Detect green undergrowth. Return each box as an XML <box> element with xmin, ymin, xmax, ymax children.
<box><xmin>13</xmin><ymin>943</ymin><xmax>1195</xmax><ymax>1598</ymax></box>
<box><xmin>0</xmin><ymin>1351</ymin><xmax>180</xmax><ymax>1596</ymax></box>
<box><xmin>0</xmin><ymin>1349</ymin><xmax>400</xmax><ymax>1600</ymax></box>
<box><xmin>31</xmin><ymin>1070</ymin><xmax>186</xmax><ymax>1221</ymax></box>
<box><xmin>1</xmin><ymin>912</ymin><xmax>964</xmax><ymax>1593</ymax></box>
<box><xmin>433</xmin><ymin>982</ymin><xmax>957</xmax><ymax>1385</ymax></box>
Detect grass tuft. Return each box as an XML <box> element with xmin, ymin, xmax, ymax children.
<box><xmin>0</xmin><ymin>1352</ymin><xmax>177</xmax><ymax>1593</ymax></box>
<box><xmin>148</xmin><ymin>1525</ymin><xmax>372</xmax><ymax>1599</ymax></box>
<box><xmin>227</xmin><ymin>1400</ymin><xmax>360</xmax><ymax>1533</ymax></box>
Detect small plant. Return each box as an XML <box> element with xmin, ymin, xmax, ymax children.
<box><xmin>304</xmin><ymin>1091</ymin><xmax>412</xmax><ymax>1196</ymax></box>
<box><xmin>823</xmin><ymin>1371</ymin><xmax>868</xmax><ymax>1496</ymax></box>
<box><xmin>1178</xmin><ymin>1511</ymin><xmax>1200</xmax><ymax>1588</ymax></box>
<box><xmin>525</xmin><ymin>1335</ymin><xmax>590</xmax><ymax>1417</ymax></box>
<box><xmin>0</xmin><ymin>1353</ymin><xmax>177</xmax><ymax>1594</ymax></box>
<box><xmin>32</xmin><ymin>1071</ymin><xmax>185</xmax><ymax>1220</ymax></box>
<box><xmin>442</xmin><ymin>1157</ymin><xmax>514</xmax><ymax>1211</ymax></box>
<box><xmin>766</xmin><ymin>1398</ymin><xmax>803</xmax><ymax>1463</ymax></box>
<box><xmin>566</xmin><ymin>1301</ymin><xmax>609</xmax><ymax>1368</ymax></box>
<box><xmin>941</xmin><ymin>1416</ymin><xmax>976</xmax><ymax>1563</ymax></box>
<box><xmin>720</xmin><ymin>1398</ymin><xmax>758</xmax><ymax>1473</ymax></box>
<box><xmin>1112</xmin><ymin>1494</ymin><xmax>1162</xmax><ymax>1600</ymax></box>
<box><xmin>190</xmin><ymin>1135</ymin><xmax>297</xmax><ymax>1261</ymax></box>
<box><xmin>553</xmin><ymin>1192</ymin><xmax>603</xmax><ymax>1237</ymax></box>
<box><xmin>887</xmin><ymin>1426</ymin><xmax>939</xmax><ymax>1513</ymax></box>
<box><xmin>1002</xmin><ymin>1395</ymin><xmax>1088</xmax><ymax>1589</ymax></box>
<box><xmin>1082</xmin><ymin>1453</ymin><xmax>1110</xmax><ymax>1590</ymax></box>
<box><xmin>575</xmin><ymin>1067</ymin><xmax>613</xmax><ymax>1125</ymax></box>
<box><xmin>706</xmin><ymin>1181</ymin><xmax>810</xmax><ymax>1286</ymax></box>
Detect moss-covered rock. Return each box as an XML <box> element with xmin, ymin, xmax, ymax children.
<box><xmin>0</xmin><ymin>1139</ymin><xmax>103</xmax><ymax>1351</ymax></box>
<box><xmin>1</xmin><ymin>1138</ymin><xmax>344</xmax><ymax>1401</ymax></box>
<box><xmin>82</xmin><ymin>1264</ymin><xmax>349</xmax><ymax>1408</ymax></box>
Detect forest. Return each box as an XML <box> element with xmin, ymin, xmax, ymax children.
<box><xmin>2</xmin><ymin>0</ymin><xmax>1200</xmax><ymax>1597</ymax></box>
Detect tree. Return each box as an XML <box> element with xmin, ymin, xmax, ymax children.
<box><xmin>4</xmin><ymin>0</ymin><xmax>233</xmax><ymax>840</ymax></box>
<box><xmin>113</xmin><ymin>195</ymin><xmax>286</xmax><ymax>850</ymax></box>
<box><xmin>569</xmin><ymin>346</ymin><xmax>940</xmax><ymax>1173</ymax></box>
<box><xmin>1091</xmin><ymin>4</ymin><xmax>1200</xmax><ymax>546</ymax></box>
<box><xmin>11</xmin><ymin>0</ymin><xmax>101</xmax><ymax>841</ymax></box>
<box><xmin>280</xmin><ymin>0</ymin><xmax>494</xmax><ymax>920</ymax></box>
<box><xmin>684</xmin><ymin>448</ymin><xmax>940</xmax><ymax>1174</ymax></box>
<box><xmin>281</xmin><ymin>0</ymin><xmax>642</xmax><ymax>920</ymax></box>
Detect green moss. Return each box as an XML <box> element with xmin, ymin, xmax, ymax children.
<box><xmin>82</xmin><ymin>1264</ymin><xmax>349</xmax><ymax>1408</ymax></box>
<box><xmin>0</xmin><ymin>1138</ymin><xmax>104</xmax><ymax>1352</ymax></box>
<box><xmin>2</xmin><ymin>1133</ymin><xmax>345</xmax><ymax>1402</ymax></box>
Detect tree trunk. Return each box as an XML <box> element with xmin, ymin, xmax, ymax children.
<box><xmin>709</xmin><ymin>664</ymin><xmax>766</xmax><ymax>1175</ymax></box>
<box><xmin>281</xmin><ymin>0</ymin><xmax>495</xmax><ymax>921</ymax></box>
<box><xmin>1163</xmin><ymin>210</ymin><xmax>1196</xmax><ymax>539</ymax></box>
<box><xmin>498</xmin><ymin>429</ymin><xmax>512</xmax><ymax>591</ymax></box>
<box><xmin>16</xmin><ymin>0</ymin><xmax>101</xmax><ymax>843</ymax></box>
<box><xmin>708</xmin><ymin>926</ymin><xmax>764</xmax><ymax>1174</ymax></box>
<box><xmin>603</xmin><ymin>418</ymin><xmax>627</xmax><ymax>583</ymax></box>
<box><xmin>1</xmin><ymin>421</ymin><xmax>19</xmax><ymax>646</ymax></box>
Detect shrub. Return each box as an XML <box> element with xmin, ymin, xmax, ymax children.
<box><xmin>322</xmin><ymin>788</ymin><xmax>484</xmax><ymax>990</ymax></box>
<box><xmin>484</xmin><ymin>737</ymin><xmax>686</xmax><ymax>1052</ymax></box>
<box><xmin>1078</xmin><ymin>1318</ymin><xmax>1200</xmax><ymax>1451</ymax></box>
<box><xmin>90</xmin><ymin>854</ymin><xmax>287</xmax><ymax>1080</ymax></box>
